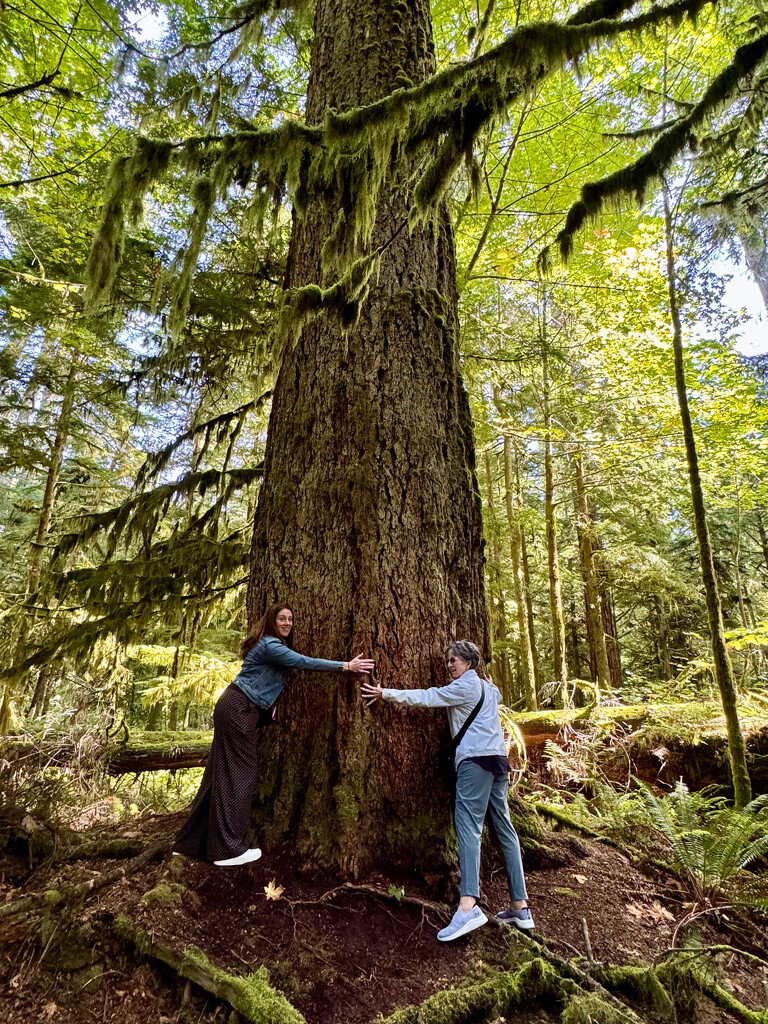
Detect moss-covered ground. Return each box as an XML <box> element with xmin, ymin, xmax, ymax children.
<box><xmin>1</xmin><ymin>804</ymin><xmax>767</xmax><ymax>1024</ymax></box>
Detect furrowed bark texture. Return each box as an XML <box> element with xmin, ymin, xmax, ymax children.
<box><xmin>247</xmin><ymin>0</ymin><xmax>488</xmax><ymax>873</ymax></box>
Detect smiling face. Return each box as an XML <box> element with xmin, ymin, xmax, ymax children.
<box><xmin>446</xmin><ymin>654</ymin><xmax>471</xmax><ymax>680</ymax></box>
<box><xmin>275</xmin><ymin>607</ymin><xmax>294</xmax><ymax>639</ymax></box>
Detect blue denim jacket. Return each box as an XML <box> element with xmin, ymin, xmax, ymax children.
<box><xmin>232</xmin><ymin>635</ymin><xmax>344</xmax><ymax>709</ymax></box>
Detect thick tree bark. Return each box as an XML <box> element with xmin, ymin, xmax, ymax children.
<box><xmin>573</xmin><ymin>451</ymin><xmax>611</xmax><ymax>702</ymax></box>
<box><xmin>663</xmin><ymin>182</ymin><xmax>751</xmax><ymax>808</ymax></box>
<box><xmin>247</xmin><ymin>0</ymin><xmax>488</xmax><ymax>873</ymax></box>
<box><xmin>541</xmin><ymin>322</ymin><xmax>569</xmax><ymax>708</ymax></box>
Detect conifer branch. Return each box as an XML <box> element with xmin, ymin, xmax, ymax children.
<box><xmin>543</xmin><ymin>30</ymin><xmax>768</xmax><ymax>267</ymax></box>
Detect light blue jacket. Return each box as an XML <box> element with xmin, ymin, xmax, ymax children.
<box><xmin>233</xmin><ymin>635</ymin><xmax>344</xmax><ymax>709</ymax></box>
<box><xmin>382</xmin><ymin>669</ymin><xmax>507</xmax><ymax>769</ymax></box>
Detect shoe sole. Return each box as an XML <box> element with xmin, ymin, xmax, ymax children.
<box><xmin>213</xmin><ymin>850</ymin><xmax>262</xmax><ymax>867</ymax></box>
<box><xmin>437</xmin><ymin>913</ymin><xmax>488</xmax><ymax>942</ymax></box>
<box><xmin>498</xmin><ymin>916</ymin><xmax>535</xmax><ymax>931</ymax></box>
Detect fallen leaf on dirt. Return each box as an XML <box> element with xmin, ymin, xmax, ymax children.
<box><xmin>573</xmin><ymin>874</ymin><xmax>588</xmax><ymax>884</ymax></box>
<box><xmin>264</xmin><ymin>879</ymin><xmax>285</xmax><ymax>900</ymax></box>
<box><xmin>625</xmin><ymin>900</ymin><xmax>674</xmax><ymax>924</ymax></box>
<box><xmin>552</xmin><ymin>886</ymin><xmax>580</xmax><ymax>898</ymax></box>
<box><xmin>724</xmin><ymin>978</ymin><xmax>744</xmax><ymax>994</ymax></box>
<box><xmin>42</xmin><ymin>1003</ymin><xmax>58</xmax><ymax>1019</ymax></box>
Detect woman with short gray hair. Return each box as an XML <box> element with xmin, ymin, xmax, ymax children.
<box><xmin>362</xmin><ymin>640</ymin><xmax>533</xmax><ymax>941</ymax></box>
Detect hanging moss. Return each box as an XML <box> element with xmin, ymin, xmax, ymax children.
<box><xmin>545</xmin><ymin>28</ymin><xmax>768</xmax><ymax>269</ymax></box>
<box><xmin>87</xmin><ymin>0</ymin><xmax>717</xmax><ymax>331</ymax></box>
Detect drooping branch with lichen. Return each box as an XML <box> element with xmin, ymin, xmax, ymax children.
<box><xmin>543</xmin><ymin>30</ymin><xmax>768</xmax><ymax>267</ymax></box>
<box><xmin>86</xmin><ymin>0</ymin><xmax>718</xmax><ymax>333</ymax></box>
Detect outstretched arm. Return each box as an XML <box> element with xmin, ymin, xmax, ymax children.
<box><xmin>262</xmin><ymin>637</ymin><xmax>373</xmax><ymax>673</ymax></box>
<box><xmin>362</xmin><ymin>677</ymin><xmax>477</xmax><ymax>708</ymax></box>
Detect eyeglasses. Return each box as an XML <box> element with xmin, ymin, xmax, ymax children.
<box><xmin>446</xmin><ymin>657</ymin><xmax>461</xmax><ymax>665</ymax></box>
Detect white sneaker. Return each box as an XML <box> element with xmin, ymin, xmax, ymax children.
<box><xmin>437</xmin><ymin>904</ymin><xmax>488</xmax><ymax>942</ymax></box>
<box><xmin>213</xmin><ymin>848</ymin><xmax>262</xmax><ymax>867</ymax></box>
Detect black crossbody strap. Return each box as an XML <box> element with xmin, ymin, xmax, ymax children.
<box><xmin>451</xmin><ymin>684</ymin><xmax>485</xmax><ymax>752</ymax></box>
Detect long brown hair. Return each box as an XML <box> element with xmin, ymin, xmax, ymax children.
<box><xmin>240</xmin><ymin>602</ymin><xmax>294</xmax><ymax>659</ymax></box>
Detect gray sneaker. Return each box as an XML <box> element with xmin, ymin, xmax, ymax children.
<box><xmin>437</xmin><ymin>904</ymin><xmax>488</xmax><ymax>942</ymax></box>
<box><xmin>497</xmin><ymin>906</ymin><xmax>535</xmax><ymax>931</ymax></box>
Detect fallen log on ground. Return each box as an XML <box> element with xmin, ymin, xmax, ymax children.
<box><xmin>112</xmin><ymin>912</ymin><xmax>307</xmax><ymax>1024</ymax></box>
<box><xmin>0</xmin><ymin>839</ymin><xmax>170</xmax><ymax>921</ymax></box>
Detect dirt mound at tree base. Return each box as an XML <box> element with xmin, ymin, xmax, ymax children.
<box><xmin>0</xmin><ymin>812</ymin><xmax>766</xmax><ymax>1024</ymax></box>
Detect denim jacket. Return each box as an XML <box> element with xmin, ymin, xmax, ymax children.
<box><xmin>232</xmin><ymin>635</ymin><xmax>344</xmax><ymax>709</ymax></box>
<box><xmin>382</xmin><ymin>669</ymin><xmax>507</xmax><ymax>769</ymax></box>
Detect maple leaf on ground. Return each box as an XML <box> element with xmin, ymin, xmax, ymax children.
<box><xmin>43</xmin><ymin>1003</ymin><xmax>58</xmax><ymax>1019</ymax></box>
<box><xmin>625</xmin><ymin>900</ymin><xmax>674</xmax><ymax>925</ymax></box>
<box><xmin>264</xmin><ymin>879</ymin><xmax>285</xmax><ymax>900</ymax></box>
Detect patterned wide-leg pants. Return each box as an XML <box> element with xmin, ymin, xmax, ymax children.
<box><xmin>174</xmin><ymin>684</ymin><xmax>262</xmax><ymax>861</ymax></box>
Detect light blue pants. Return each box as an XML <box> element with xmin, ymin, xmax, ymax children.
<box><xmin>455</xmin><ymin>760</ymin><xmax>528</xmax><ymax>902</ymax></box>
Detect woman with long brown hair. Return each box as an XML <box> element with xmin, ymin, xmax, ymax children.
<box><xmin>174</xmin><ymin>603</ymin><xmax>373</xmax><ymax>866</ymax></box>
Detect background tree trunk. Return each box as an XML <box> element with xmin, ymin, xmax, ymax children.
<box><xmin>573</xmin><ymin>450</ymin><xmax>611</xmax><ymax>702</ymax></box>
<box><xmin>502</xmin><ymin>434</ymin><xmax>537</xmax><ymax>710</ymax></box>
<box><xmin>663</xmin><ymin>180</ymin><xmax>751</xmax><ymax>808</ymax></box>
<box><xmin>0</xmin><ymin>359</ymin><xmax>79</xmax><ymax>733</ymax></box>
<box><xmin>541</xmin><ymin>318</ymin><xmax>569</xmax><ymax>708</ymax></box>
<box><xmin>483</xmin><ymin>451</ymin><xmax>512</xmax><ymax>703</ymax></box>
<box><xmin>247</xmin><ymin>0</ymin><xmax>488</xmax><ymax>874</ymax></box>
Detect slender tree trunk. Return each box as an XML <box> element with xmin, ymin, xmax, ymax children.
<box><xmin>573</xmin><ymin>450</ymin><xmax>610</xmax><ymax>702</ymax></box>
<box><xmin>663</xmin><ymin>182</ymin><xmax>751</xmax><ymax>808</ymax></box>
<box><xmin>247</xmin><ymin>0</ymin><xmax>488</xmax><ymax>874</ymax></box>
<box><xmin>654</xmin><ymin>596</ymin><xmax>672</xmax><ymax>681</ymax></box>
<box><xmin>739</xmin><ymin>225</ymin><xmax>768</xmax><ymax>314</ymax></box>
<box><xmin>502</xmin><ymin>435</ymin><xmax>537</xmax><ymax>710</ymax></box>
<box><xmin>516</xmin><ymin>455</ymin><xmax>541</xmax><ymax>691</ymax></box>
<box><xmin>483</xmin><ymin>451</ymin><xmax>511</xmax><ymax>703</ymax></box>
<box><xmin>756</xmin><ymin>511</ymin><xmax>768</xmax><ymax>578</ymax></box>
<box><xmin>0</xmin><ymin>360</ymin><xmax>79</xmax><ymax>734</ymax></box>
<box><xmin>541</xmin><ymin>313</ymin><xmax>568</xmax><ymax>708</ymax></box>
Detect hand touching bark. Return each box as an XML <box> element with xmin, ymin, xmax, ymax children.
<box><xmin>345</xmin><ymin>655</ymin><xmax>374</xmax><ymax>674</ymax></box>
<box><xmin>361</xmin><ymin>682</ymin><xmax>383</xmax><ymax>705</ymax></box>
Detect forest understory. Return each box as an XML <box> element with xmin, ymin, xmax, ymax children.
<box><xmin>2</xmin><ymin>711</ymin><xmax>768</xmax><ymax>1024</ymax></box>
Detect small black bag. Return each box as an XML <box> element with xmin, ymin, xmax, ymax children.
<box><xmin>450</xmin><ymin>684</ymin><xmax>485</xmax><ymax>755</ymax></box>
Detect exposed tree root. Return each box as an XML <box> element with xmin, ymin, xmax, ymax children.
<box><xmin>0</xmin><ymin>839</ymin><xmax>169</xmax><ymax>921</ymax></box>
<box><xmin>111</xmin><ymin>912</ymin><xmax>306</xmax><ymax>1024</ymax></box>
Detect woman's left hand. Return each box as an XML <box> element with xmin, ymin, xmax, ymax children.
<box><xmin>361</xmin><ymin>682</ymin><xmax>383</xmax><ymax>705</ymax></box>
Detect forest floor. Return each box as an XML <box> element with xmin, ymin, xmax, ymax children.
<box><xmin>1</xmin><ymin>808</ymin><xmax>767</xmax><ymax>1024</ymax></box>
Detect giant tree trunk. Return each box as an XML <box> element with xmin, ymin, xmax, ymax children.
<box><xmin>247</xmin><ymin>0</ymin><xmax>488</xmax><ymax>874</ymax></box>
<box><xmin>663</xmin><ymin>182</ymin><xmax>751</xmax><ymax>808</ymax></box>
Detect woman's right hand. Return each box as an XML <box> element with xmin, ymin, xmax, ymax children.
<box><xmin>361</xmin><ymin>682</ymin><xmax>383</xmax><ymax>705</ymax></box>
<box><xmin>346</xmin><ymin>654</ymin><xmax>374</xmax><ymax>674</ymax></box>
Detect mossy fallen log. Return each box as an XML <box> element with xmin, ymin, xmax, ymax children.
<box><xmin>113</xmin><ymin>913</ymin><xmax>306</xmax><ymax>1024</ymax></box>
<box><xmin>513</xmin><ymin>702</ymin><xmax>768</xmax><ymax>792</ymax></box>
<box><xmin>0</xmin><ymin>731</ymin><xmax>213</xmax><ymax>775</ymax></box>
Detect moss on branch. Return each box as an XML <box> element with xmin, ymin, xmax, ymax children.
<box><xmin>87</xmin><ymin>0</ymin><xmax>718</xmax><ymax>333</ymax></box>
